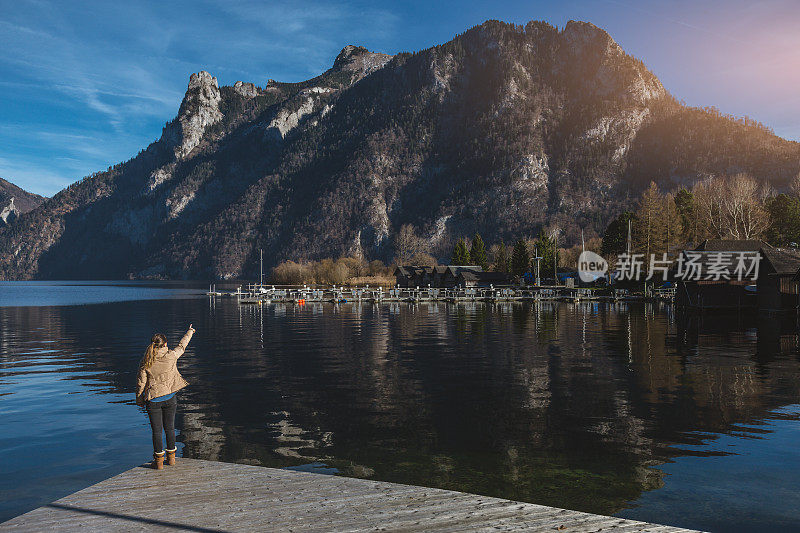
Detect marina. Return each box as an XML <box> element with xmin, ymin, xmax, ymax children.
<box><xmin>226</xmin><ymin>284</ymin><xmax>677</xmax><ymax>305</ymax></box>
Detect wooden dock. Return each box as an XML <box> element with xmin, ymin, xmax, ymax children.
<box><xmin>1</xmin><ymin>459</ymin><xmax>697</xmax><ymax>532</ymax></box>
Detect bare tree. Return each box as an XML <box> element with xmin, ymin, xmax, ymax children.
<box><xmin>634</xmin><ymin>182</ymin><xmax>663</xmax><ymax>259</ymax></box>
<box><xmin>790</xmin><ymin>171</ymin><xmax>800</xmax><ymax>198</ymax></box>
<box><xmin>394</xmin><ymin>224</ymin><xmax>422</xmax><ymax>264</ymax></box>
<box><xmin>662</xmin><ymin>191</ymin><xmax>682</xmax><ymax>254</ymax></box>
<box><xmin>408</xmin><ymin>252</ymin><xmax>437</xmax><ymax>266</ymax></box>
<box><xmin>692</xmin><ymin>178</ymin><xmax>727</xmax><ymax>239</ymax></box>
<box><xmin>722</xmin><ymin>173</ymin><xmax>768</xmax><ymax>239</ymax></box>
<box><xmin>693</xmin><ymin>174</ymin><xmax>768</xmax><ymax>240</ymax></box>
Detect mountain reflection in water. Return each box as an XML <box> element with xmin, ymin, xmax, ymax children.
<box><xmin>1</xmin><ymin>288</ymin><xmax>800</xmax><ymax>531</ymax></box>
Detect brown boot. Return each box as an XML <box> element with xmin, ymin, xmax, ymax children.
<box><xmin>166</xmin><ymin>448</ymin><xmax>177</xmax><ymax>466</ymax></box>
<box><xmin>152</xmin><ymin>451</ymin><xmax>164</xmax><ymax>470</ymax></box>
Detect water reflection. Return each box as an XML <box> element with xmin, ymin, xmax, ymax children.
<box><xmin>2</xmin><ymin>294</ymin><xmax>800</xmax><ymax>531</ymax></box>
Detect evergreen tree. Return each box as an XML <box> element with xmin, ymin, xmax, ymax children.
<box><xmin>535</xmin><ymin>230</ymin><xmax>557</xmax><ymax>277</ymax></box>
<box><xmin>470</xmin><ymin>233</ymin><xmax>488</xmax><ymax>269</ymax></box>
<box><xmin>462</xmin><ymin>239</ymin><xmax>472</xmax><ymax>265</ymax></box>
<box><xmin>634</xmin><ymin>182</ymin><xmax>666</xmax><ymax>261</ymax></box>
<box><xmin>601</xmin><ymin>212</ymin><xmax>634</xmax><ymax>257</ymax></box>
<box><xmin>493</xmin><ymin>242</ymin><xmax>510</xmax><ymax>273</ymax></box>
<box><xmin>765</xmin><ymin>194</ymin><xmax>800</xmax><ymax>246</ymax></box>
<box><xmin>511</xmin><ymin>239</ymin><xmax>529</xmax><ymax>277</ymax></box>
<box><xmin>451</xmin><ymin>239</ymin><xmax>471</xmax><ymax>265</ymax></box>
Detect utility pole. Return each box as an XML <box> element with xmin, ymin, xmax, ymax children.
<box><xmin>260</xmin><ymin>248</ymin><xmax>263</xmax><ymax>289</ymax></box>
<box><xmin>553</xmin><ymin>231</ymin><xmax>558</xmax><ymax>286</ymax></box>
<box><xmin>627</xmin><ymin>219</ymin><xmax>632</xmax><ymax>256</ymax></box>
<box><xmin>581</xmin><ymin>229</ymin><xmax>585</xmax><ymax>254</ymax></box>
<box><xmin>533</xmin><ymin>245</ymin><xmax>542</xmax><ymax>286</ymax></box>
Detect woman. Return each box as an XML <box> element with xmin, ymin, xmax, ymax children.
<box><xmin>136</xmin><ymin>325</ymin><xmax>195</xmax><ymax>469</ymax></box>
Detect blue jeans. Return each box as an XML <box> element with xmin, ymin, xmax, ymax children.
<box><xmin>146</xmin><ymin>394</ymin><xmax>177</xmax><ymax>453</ymax></box>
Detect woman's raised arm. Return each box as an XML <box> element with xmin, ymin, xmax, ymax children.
<box><xmin>172</xmin><ymin>324</ymin><xmax>196</xmax><ymax>359</ymax></box>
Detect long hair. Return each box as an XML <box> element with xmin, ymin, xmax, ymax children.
<box><xmin>140</xmin><ymin>333</ymin><xmax>167</xmax><ymax>370</ymax></box>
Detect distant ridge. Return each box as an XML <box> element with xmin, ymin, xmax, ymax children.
<box><xmin>0</xmin><ymin>177</ymin><xmax>45</xmax><ymax>213</ymax></box>
<box><xmin>0</xmin><ymin>178</ymin><xmax>45</xmax><ymax>227</ymax></box>
<box><xmin>0</xmin><ymin>19</ymin><xmax>798</xmax><ymax>280</ymax></box>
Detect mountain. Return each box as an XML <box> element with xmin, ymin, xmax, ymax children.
<box><xmin>0</xmin><ymin>178</ymin><xmax>45</xmax><ymax>227</ymax></box>
<box><xmin>1</xmin><ymin>20</ymin><xmax>798</xmax><ymax>280</ymax></box>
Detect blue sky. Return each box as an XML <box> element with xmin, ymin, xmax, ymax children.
<box><xmin>2</xmin><ymin>0</ymin><xmax>799</xmax><ymax>197</ymax></box>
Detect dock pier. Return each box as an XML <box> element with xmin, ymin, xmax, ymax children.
<box><xmin>230</xmin><ymin>284</ymin><xmax>676</xmax><ymax>305</ymax></box>
<box><xmin>1</xmin><ymin>459</ymin><xmax>697</xmax><ymax>532</ymax></box>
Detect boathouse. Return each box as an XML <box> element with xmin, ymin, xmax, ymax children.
<box><xmin>674</xmin><ymin>239</ymin><xmax>763</xmax><ymax>310</ymax></box>
<box><xmin>457</xmin><ymin>269</ymin><xmax>512</xmax><ymax>287</ymax></box>
<box><xmin>395</xmin><ymin>265</ymin><xmax>482</xmax><ymax>288</ymax></box>
<box><xmin>395</xmin><ymin>265</ymin><xmax>510</xmax><ymax>288</ymax></box>
<box><xmin>436</xmin><ymin>266</ymin><xmax>482</xmax><ymax>287</ymax></box>
<box><xmin>394</xmin><ymin>266</ymin><xmax>431</xmax><ymax>287</ymax></box>
<box><xmin>673</xmin><ymin>240</ymin><xmax>800</xmax><ymax>312</ymax></box>
<box><xmin>758</xmin><ymin>247</ymin><xmax>800</xmax><ymax>312</ymax></box>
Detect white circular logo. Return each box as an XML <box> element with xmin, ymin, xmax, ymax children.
<box><xmin>578</xmin><ymin>251</ymin><xmax>608</xmax><ymax>283</ymax></box>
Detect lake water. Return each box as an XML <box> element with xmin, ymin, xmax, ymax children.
<box><xmin>1</xmin><ymin>281</ymin><xmax>799</xmax><ymax>531</ymax></box>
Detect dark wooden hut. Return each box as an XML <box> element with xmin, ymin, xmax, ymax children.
<box><xmin>674</xmin><ymin>240</ymin><xmax>763</xmax><ymax>310</ymax></box>
<box><xmin>394</xmin><ymin>266</ymin><xmax>431</xmax><ymax>287</ymax></box>
<box><xmin>395</xmin><ymin>265</ymin><xmax>506</xmax><ymax>288</ymax></box>
<box><xmin>758</xmin><ymin>247</ymin><xmax>800</xmax><ymax>312</ymax></box>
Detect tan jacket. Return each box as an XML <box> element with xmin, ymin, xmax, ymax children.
<box><xmin>136</xmin><ymin>329</ymin><xmax>194</xmax><ymax>404</ymax></box>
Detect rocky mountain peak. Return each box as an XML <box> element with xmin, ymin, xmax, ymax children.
<box><xmin>334</xmin><ymin>45</ymin><xmax>369</xmax><ymax>66</ymax></box>
<box><xmin>559</xmin><ymin>20</ymin><xmax>665</xmax><ymax>106</ymax></box>
<box><xmin>162</xmin><ymin>71</ymin><xmax>223</xmax><ymax>159</ymax></box>
<box><xmin>332</xmin><ymin>45</ymin><xmax>392</xmax><ymax>78</ymax></box>
<box><xmin>233</xmin><ymin>80</ymin><xmax>258</xmax><ymax>98</ymax></box>
<box><xmin>188</xmin><ymin>70</ymin><xmax>218</xmax><ymax>90</ymax></box>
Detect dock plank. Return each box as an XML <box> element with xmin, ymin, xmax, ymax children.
<box><xmin>0</xmin><ymin>459</ymin><xmax>699</xmax><ymax>532</ymax></box>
